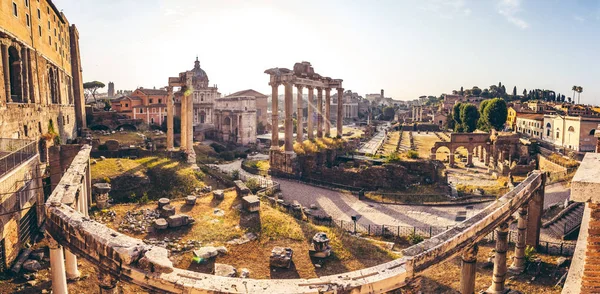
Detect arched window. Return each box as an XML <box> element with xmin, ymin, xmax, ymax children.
<box><xmin>590</xmin><ymin>129</ymin><xmax>596</xmax><ymax>136</ymax></box>
<box><xmin>568</xmin><ymin>126</ymin><xmax>575</xmax><ymax>132</ymax></box>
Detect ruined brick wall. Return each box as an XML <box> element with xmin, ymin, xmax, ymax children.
<box><xmin>538</xmin><ymin>154</ymin><xmax>568</xmax><ymax>173</ymax></box>
<box><xmin>0</xmin><ymin>155</ymin><xmax>43</xmax><ymax>267</ymax></box>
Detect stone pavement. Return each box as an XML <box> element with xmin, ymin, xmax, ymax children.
<box><xmin>358</xmin><ymin>125</ymin><xmax>389</xmax><ymax>155</ymax></box>
<box><xmin>213</xmin><ymin>160</ymin><xmax>572</xmax><ymax>236</ymax></box>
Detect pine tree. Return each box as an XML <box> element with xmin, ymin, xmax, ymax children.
<box><xmin>513</xmin><ymin>86</ymin><xmax>517</xmax><ymax>97</ymax></box>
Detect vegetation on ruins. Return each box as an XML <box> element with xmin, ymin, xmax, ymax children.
<box><xmin>293</xmin><ymin>137</ymin><xmax>345</xmax><ymax>155</ymax></box>
<box><xmin>478</xmin><ymin>98</ymin><xmax>508</xmax><ymax>131</ymax></box>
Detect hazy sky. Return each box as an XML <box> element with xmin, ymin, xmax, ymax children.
<box><xmin>54</xmin><ymin>0</ymin><xmax>600</xmax><ymax>103</ymax></box>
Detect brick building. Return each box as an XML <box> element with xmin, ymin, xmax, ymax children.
<box><xmin>0</xmin><ymin>0</ymin><xmax>85</xmax><ymax>271</ymax></box>
<box><xmin>111</xmin><ymin>88</ymin><xmax>168</xmax><ymax>126</ymax></box>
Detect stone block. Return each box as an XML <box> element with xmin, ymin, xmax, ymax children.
<box><xmin>158</xmin><ymin>198</ymin><xmax>170</xmax><ymax>209</ymax></box>
<box><xmin>153</xmin><ymin>218</ymin><xmax>168</xmax><ymax>230</ymax></box>
<box><xmin>160</xmin><ymin>205</ymin><xmax>175</xmax><ymax>218</ymax></box>
<box><xmin>22</xmin><ymin>260</ymin><xmax>42</xmax><ymax>272</ymax></box>
<box><xmin>234</xmin><ymin>180</ymin><xmax>251</xmax><ymax>197</ymax></box>
<box><xmin>213</xmin><ymin>190</ymin><xmax>224</xmax><ymax>200</ymax></box>
<box><xmin>93</xmin><ymin>183</ymin><xmax>111</xmax><ymax>194</ymax></box>
<box><xmin>270</xmin><ymin>247</ymin><xmax>293</xmax><ymax>268</ymax></box>
<box><xmin>240</xmin><ymin>268</ymin><xmax>250</xmax><ymax>278</ymax></box>
<box><xmin>105</xmin><ymin>139</ymin><xmax>120</xmax><ymax>151</ymax></box>
<box><xmin>185</xmin><ymin>195</ymin><xmax>197</xmax><ymax>205</ymax></box>
<box><xmin>214</xmin><ymin>263</ymin><xmax>237</xmax><ymax>277</ymax></box>
<box><xmin>167</xmin><ymin>214</ymin><xmax>194</xmax><ymax>228</ymax></box>
<box><xmin>242</xmin><ymin>195</ymin><xmax>260</xmax><ymax>213</ymax></box>
<box><xmin>193</xmin><ymin>246</ymin><xmax>219</xmax><ymax>259</ymax></box>
<box><xmin>137</xmin><ymin>246</ymin><xmax>174</xmax><ymax>273</ymax></box>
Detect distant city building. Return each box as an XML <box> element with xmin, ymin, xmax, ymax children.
<box><xmin>214</xmin><ymin>95</ymin><xmax>257</xmax><ymax>145</ymax></box>
<box><xmin>226</xmin><ymin>89</ymin><xmax>269</xmax><ymax>133</ymax></box>
<box><xmin>111</xmin><ymin>88</ymin><xmax>168</xmax><ymax>126</ymax></box>
<box><xmin>107</xmin><ymin>82</ymin><xmax>115</xmax><ymax>98</ymax></box>
<box><xmin>542</xmin><ymin>114</ymin><xmax>600</xmax><ymax>152</ymax></box>
<box><xmin>515</xmin><ymin>113</ymin><xmax>544</xmax><ymax>139</ymax></box>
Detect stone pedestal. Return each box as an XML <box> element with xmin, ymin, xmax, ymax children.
<box><xmin>234</xmin><ymin>180</ymin><xmax>251</xmax><ymax>197</ymax></box>
<box><xmin>270</xmin><ymin>247</ymin><xmax>293</xmax><ymax>268</ymax></box>
<box><xmin>93</xmin><ymin>183</ymin><xmax>111</xmax><ymax>208</ymax></box>
<box><xmin>158</xmin><ymin>198</ymin><xmax>170</xmax><ymax>209</ymax></box>
<box><xmin>309</xmin><ymin>232</ymin><xmax>332</xmax><ymax>258</ymax></box>
<box><xmin>242</xmin><ymin>195</ymin><xmax>260</xmax><ymax>212</ymax></box>
<box><xmin>213</xmin><ymin>190</ymin><xmax>224</xmax><ymax>200</ymax></box>
<box><xmin>160</xmin><ymin>205</ymin><xmax>176</xmax><ymax>218</ymax></box>
<box><xmin>185</xmin><ymin>195</ymin><xmax>197</xmax><ymax>205</ymax></box>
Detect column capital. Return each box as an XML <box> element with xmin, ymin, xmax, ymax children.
<box><xmin>497</xmin><ymin>221</ymin><xmax>509</xmax><ymax>232</ymax></box>
<box><xmin>324</xmin><ymin>88</ymin><xmax>331</xmax><ymax>93</ymax></box>
<box><xmin>296</xmin><ymin>84</ymin><xmax>304</xmax><ymax>90</ymax></box>
<box><xmin>46</xmin><ymin>234</ymin><xmax>61</xmax><ymax>249</ymax></box>
<box><xmin>462</xmin><ymin>244</ymin><xmax>479</xmax><ymax>262</ymax></box>
<box><xmin>306</xmin><ymin>85</ymin><xmax>314</xmax><ymax>90</ymax></box>
<box><xmin>269</xmin><ymin>81</ymin><xmax>281</xmax><ymax>87</ymax></box>
<box><xmin>337</xmin><ymin>87</ymin><xmax>344</xmax><ymax>92</ymax></box>
<box><xmin>316</xmin><ymin>87</ymin><xmax>322</xmax><ymax>91</ymax></box>
<box><xmin>0</xmin><ymin>38</ymin><xmax>11</xmax><ymax>47</ymax></box>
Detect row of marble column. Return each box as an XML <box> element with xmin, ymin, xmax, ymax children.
<box><xmin>412</xmin><ymin>106</ymin><xmax>424</xmax><ymax>122</ymax></box>
<box><xmin>270</xmin><ymin>82</ymin><xmax>344</xmax><ymax>153</ymax></box>
<box><xmin>49</xmin><ymin>169</ymin><xmax>93</xmax><ymax>294</ymax></box>
<box><xmin>460</xmin><ymin>205</ymin><xmax>531</xmax><ymax>294</ymax></box>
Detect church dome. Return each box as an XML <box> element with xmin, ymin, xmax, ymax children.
<box><xmin>192</xmin><ymin>57</ymin><xmax>209</xmax><ymax>88</ymax></box>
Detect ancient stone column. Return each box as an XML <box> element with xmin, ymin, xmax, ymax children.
<box><xmin>98</xmin><ymin>272</ymin><xmax>118</xmax><ymax>294</ymax></box>
<box><xmin>270</xmin><ymin>83</ymin><xmax>279</xmax><ymax>150</ymax></box>
<box><xmin>325</xmin><ymin>88</ymin><xmax>331</xmax><ymax>137</ymax></box>
<box><xmin>296</xmin><ymin>85</ymin><xmax>304</xmax><ymax>143</ymax></box>
<box><xmin>336</xmin><ymin>88</ymin><xmax>344</xmax><ymax>138</ymax></box>
<box><xmin>509</xmin><ymin>205</ymin><xmax>528</xmax><ymax>273</ymax></box>
<box><xmin>284</xmin><ymin>82</ymin><xmax>294</xmax><ymax>153</ymax></box>
<box><xmin>1</xmin><ymin>41</ymin><xmax>10</xmax><ymax>104</ymax></box>
<box><xmin>20</xmin><ymin>47</ymin><xmax>29</xmax><ymax>103</ymax></box>
<box><xmin>64</xmin><ymin>249</ymin><xmax>79</xmax><ymax>280</ymax></box>
<box><xmin>48</xmin><ymin>236</ymin><xmax>68</xmax><ymax>294</ymax></box>
<box><xmin>186</xmin><ymin>86</ymin><xmax>194</xmax><ymax>152</ymax></box>
<box><xmin>449</xmin><ymin>149</ymin><xmax>455</xmax><ymax>167</ymax></box>
<box><xmin>487</xmin><ymin>222</ymin><xmax>509</xmax><ymax>294</ymax></box>
<box><xmin>166</xmin><ymin>86</ymin><xmax>174</xmax><ymax>150</ymax></box>
<box><xmin>180</xmin><ymin>94</ymin><xmax>188</xmax><ymax>151</ymax></box>
<box><xmin>461</xmin><ymin>244</ymin><xmax>479</xmax><ymax>294</ymax></box>
<box><xmin>526</xmin><ymin>175</ymin><xmax>545</xmax><ymax>247</ymax></box>
<box><xmin>316</xmin><ymin>87</ymin><xmax>323</xmax><ymax>138</ymax></box>
<box><xmin>467</xmin><ymin>151</ymin><xmax>473</xmax><ymax>167</ymax></box>
<box><xmin>307</xmin><ymin>86</ymin><xmax>314</xmax><ymax>140</ymax></box>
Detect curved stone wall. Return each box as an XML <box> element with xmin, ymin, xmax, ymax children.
<box><xmin>45</xmin><ymin>145</ymin><xmax>544</xmax><ymax>293</ymax></box>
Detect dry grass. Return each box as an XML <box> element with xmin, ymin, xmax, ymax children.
<box><xmin>414</xmin><ymin>243</ymin><xmax>564</xmax><ymax>293</ymax></box>
<box><xmin>96</xmin><ymin>131</ymin><xmax>165</xmax><ymax>145</ymax></box>
<box><xmin>103</xmin><ymin>190</ymin><xmax>398</xmax><ymax>280</ymax></box>
<box><xmin>412</xmin><ymin>133</ymin><xmax>441</xmax><ymax>159</ymax></box>
<box><xmin>381</xmin><ymin>131</ymin><xmax>400</xmax><ymax>155</ymax></box>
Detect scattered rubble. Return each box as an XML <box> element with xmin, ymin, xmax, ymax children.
<box><xmin>143</xmin><ymin>237</ymin><xmax>201</xmax><ymax>253</ymax></box>
<box><xmin>226</xmin><ymin>232</ymin><xmax>258</xmax><ymax>245</ymax></box>
<box><xmin>22</xmin><ymin>260</ymin><xmax>42</xmax><ymax>272</ymax></box>
<box><xmin>309</xmin><ymin>232</ymin><xmax>332</xmax><ymax>258</ymax></box>
<box><xmin>214</xmin><ymin>263</ymin><xmax>237</xmax><ymax>277</ymax></box>
<box><xmin>117</xmin><ymin>209</ymin><xmax>160</xmax><ymax>234</ymax></box>
<box><xmin>240</xmin><ymin>268</ymin><xmax>250</xmax><ymax>278</ymax></box>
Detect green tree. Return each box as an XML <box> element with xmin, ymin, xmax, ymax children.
<box><xmin>577</xmin><ymin>86</ymin><xmax>583</xmax><ymax>104</ymax></box>
<box><xmin>482</xmin><ymin>98</ymin><xmax>508</xmax><ymax>131</ymax></box>
<box><xmin>83</xmin><ymin>81</ymin><xmax>106</xmax><ymax>105</ymax></box>
<box><xmin>160</xmin><ymin>116</ymin><xmax>181</xmax><ymax>134</ymax></box>
<box><xmin>460</xmin><ymin>86</ymin><xmax>464</xmax><ymax>96</ymax></box>
<box><xmin>460</xmin><ymin>104</ymin><xmax>479</xmax><ymax>133</ymax></box>
<box><xmin>452</xmin><ymin>103</ymin><xmax>464</xmax><ymax>132</ymax></box>
<box><xmin>383</xmin><ymin>106</ymin><xmax>396</xmax><ymax>121</ymax></box>
<box><xmin>572</xmin><ymin>85</ymin><xmax>578</xmax><ymax>104</ymax></box>
<box><xmin>477</xmin><ymin>99</ymin><xmax>492</xmax><ymax>131</ymax></box>
<box><xmin>512</xmin><ymin>86</ymin><xmax>517</xmax><ymax>98</ymax></box>
<box><xmin>471</xmin><ymin>86</ymin><xmax>482</xmax><ymax>96</ymax></box>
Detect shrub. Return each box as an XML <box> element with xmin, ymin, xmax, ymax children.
<box><xmin>385</xmin><ymin>152</ymin><xmax>402</xmax><ymax>163</ymax></box>
<box><xmin>406</xmin><ymin>150</ymin><xmax>419</xmax><ymax>159</ymax></box>
<box><xmin>220</xmin><ymin>151</ymin><xmax>235</xmax><ymax>161</ymax></box>
<box><xmin>138</xmin><ymin>192</ymin><xmax>150</xmax><ymax>204</ymax></box>
<box><xmin>231</xmin><ymin>169</ymin><xmax>240</xmax><ymax>180</ymax></box>
<box><xmin>210</xmin><ymin>142</ymin><xmax>227</xmax><ymax>153</ymax></box>
<box><xmin>524</xmin><ymin>245</ymin><xmax>537</xmax><ymax>263</ymax></box>
<box><xmin>407</xmin><ymin>232</ymin><xmax>424</xmax><ymax>245</ymax></box>
<box><xmin>245</xmin><ymin>178</ymin><xmax>261</xmax><ymax>193</ymax></box>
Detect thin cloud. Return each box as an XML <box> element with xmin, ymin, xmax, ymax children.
<box><xmin>574</xmin><ymin>15</ymin><xmax>585</xmax><ymax>23</ymax></box>
<box><xmin>422</xmin><ymin>0</ymin><xmax>472</xmax><ymax>19</ymax></box>
<box><xmin>497</xmin><ymin>0</ymin><xmax>529</xmax><ymax>29</ymax></box>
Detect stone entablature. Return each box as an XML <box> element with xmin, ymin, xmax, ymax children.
<box><xmin>45</xmin><ymin>145</ymin><xmax>547</xmax><ymax>294</ymax></box>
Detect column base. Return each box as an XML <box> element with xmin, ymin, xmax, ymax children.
<box><xmin>483</xmin><ymin>287</ymin><xmax>510</xmax><ymax>294</ymax></box>
<box><xmin>67</xmin><ymin>272</ymin><xmax>81</xmax><ymax>281</ymax></box>
<box><xmin>270</xmin><ymin>145</ymin><xmax>280</xmax><ymax>151</ymax></box>
<box><xmin>508</xmin><ymin>264</ymin><xmax>525</xmax><ymax>274</ymax></box>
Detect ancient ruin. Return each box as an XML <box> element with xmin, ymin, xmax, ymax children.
<box><xmin>265</xmin><ymin>61</ymin><xmax>344</xmax><ymax>175</ymax></box>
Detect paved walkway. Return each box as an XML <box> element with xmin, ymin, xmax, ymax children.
<box><xmin>358</xmin><ymin>125</ymin><xmax>388</xmax><ymax>155</ymax></box>
<box><xmin>212</xmin><ymin>160</ymin><xmax>571</xmax><ymax>240</ymax></box>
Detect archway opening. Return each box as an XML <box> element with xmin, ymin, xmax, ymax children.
<box><xmin>8</xmin><ymin>46</ymin><xmax>22</xmax><ymax>102</ymax></box>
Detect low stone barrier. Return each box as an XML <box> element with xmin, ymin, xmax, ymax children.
<box><xmin>45</xmin><ymin>144</ymin><xmax>546</xmax><ymax>293</ymax></box>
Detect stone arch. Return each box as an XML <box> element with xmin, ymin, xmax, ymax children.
<box><xmin>117</xmin><ymin>124</ymin><xmax>137</xmax><ymax>131</ymax></box>
<box><xmin>568</xmin><ymin>126</ymin><xmax>575</xmax><ymax>132</ymax></box>
<box><xmin>8</xmin><ymin>45</ymin><xmax>23</xmax><ymax>102</ymax></box>
<box><xmin>89</xmin><ymin>124</ymin><xmax>110</xmax><ymax>131</ymax></box>
<box><xmin>590</xmin><ymin>129</ymin><xmax>596</xmax><ymax>136</ymax></box>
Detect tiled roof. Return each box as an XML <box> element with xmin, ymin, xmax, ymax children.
<box><xmin>516</xmin><ymin>113</ymin><xmax>543</xmax><ymax>120</ymax></box>
<box><xmin>136</xmin><ymin>88</ymin><xmax>168</xmax><ymax>95</ymax></box>
<box><xmin>112</xmin><ymin>95</ymin><xmax>141</xmax><ymax>102</ymax></box>
<box><xmin>226</xmin><ymin>89</ymin><xmax>268</xmax><ymax>98</ymax></box>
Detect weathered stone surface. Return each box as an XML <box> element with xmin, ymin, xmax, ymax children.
<box><xmin>216</xmin><ymin>246</ymin><xmax>228</xmax><ymax>254</ymax></box>
<box><xmin>93</xmin><ymin>182</ymin><xmax>111</xmax><ymax>194</ymax></box>
<box><xmin>105</xmin><ymin>139</ymin><xmax>120</xmax><ymax>151</ymax></box>
<box><xmin>158</xmin><ymin>198</ymin><xmax>170</xmax><ymax>209</ymax></box>
<box><xmin>22</xmin><ymin>260</ymin><xmax>42</xmax><ymax>272</ymax></box>
<box><xmin>242</xmin><ymin>195</ymin><xmax>260</xmax><ymax>212</ymax></box>
<box><xmin>10</xmin><ymin>248</ymin><xmax>32</xmax><ymax>274</ymax></box>
<box><xmin>185</xmin><ymin>195</ymin><xmax>197</xmax><ymax>205</ymax></box>
<box><xmin>270</xmin><ymin>247</ymin><xmax>293</xmax><ymax>268</ymax></box>
<box><xmin>240</xmin><ymin>268</ymin><xmax>250</xmax><ymax>278</ymax></box>
<box><xmin>160</xmin><ymin>205</ymin><xmax>176</xmax><ymax>218</ymax></box>
<box><xmin>193</xmin><ymin>246</ymin><xmax>219</xmax><ymax>259</ymax></box>
<box><xmin>213</xmin><ymin>190</ymin><xmax>224</xmax><ymax>200</ymax></box>
<box><xmin>30</xmin><ymin>251</ymin><xmax>44</xmax><ymax>261</ymax></box>
<box><xmin>167</xmin><ymin>214</ymin><xmax>194</xmax><ymax>228</ymax></box>
<box><xmin>153</xmin><ymin>218</ymin><xmax>168</xmax><ymax>230</ymax></box>
<box><xmin>234</xmin><ymin>180</ymin><xmax>251</xmax><ymax>197</ymax></box>
<box><xmin>214</xmin><ymin>263</ymin><xmax>237</xmax><ymax>277</ymax></box>
<box><xmin>310</xmin><ymin>232</ymin><xmax>332</xmax><ymax>258</ymax></box>
<box><xmin>137</xmin><ymin>246</ymin><xmax>174</xmax><ymax>273</ymax></box>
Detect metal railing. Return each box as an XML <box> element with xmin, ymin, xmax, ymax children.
<box><xmin>0</xmin><ymin>139</ymin><xmax>37</xmax><ymax>179</ymax></box>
